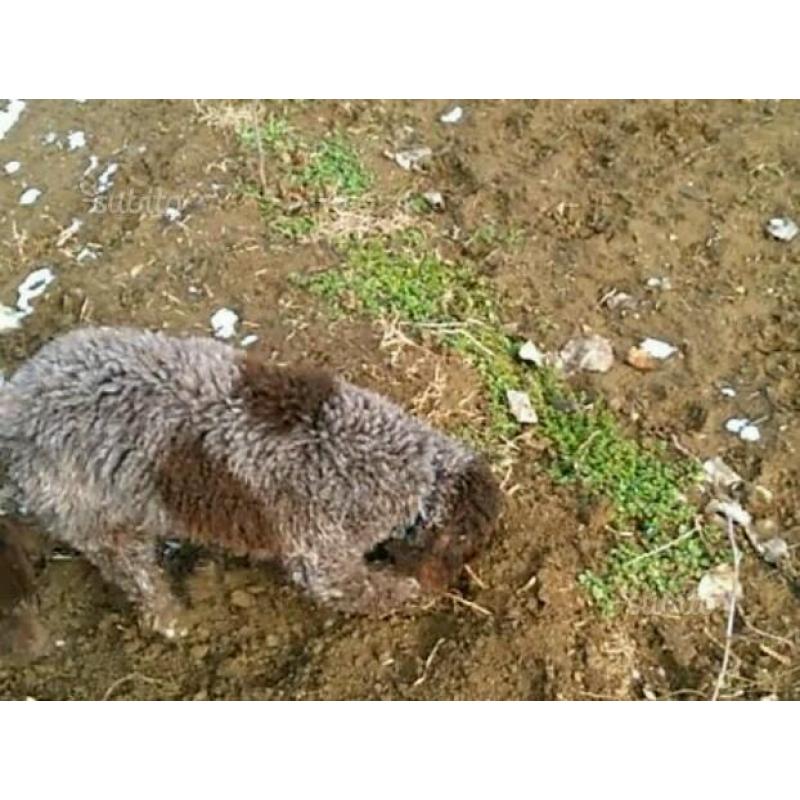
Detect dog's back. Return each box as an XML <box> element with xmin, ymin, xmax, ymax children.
<box><xmin>0</xmin><ymin>326</ymin><xmax>501</xmax><ymax>630</ymax></box>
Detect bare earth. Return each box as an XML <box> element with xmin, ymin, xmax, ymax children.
<box><xmin>0</xmin><ymin>100</ymin><xmax>798</xmax><ymax>700</ymax></box>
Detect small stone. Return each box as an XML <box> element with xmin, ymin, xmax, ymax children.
<box><xmin>506</xmin><ymin>389</ymin><xmax>537</xmax><ymax>424</ymax></box>
<box><xmin>0</xmin><ymin>100</ymin><xmax>26</xmax><ymax>140</ymax></box>
<box><xmin>638</xmin><ymin>338</ymin><xmax>678</xmax><ymax>360</ymax></box>
<box><xmin>625</xmin><ymin>346</ymin><xmax>658</xmax><ymax>371</ymax></box>
<box><xmin>440</xmin><ymin>105</ymin><xmax>464</xmax><ymax>125</ymax></box>
<box><xmin>559</xmin><ymin>334</ymin><xmax>614</xmax><ymax>373</ymax></box>
<box><xmin>766</xmin><ymin>217</ymin><xmax>799</xmax><ymax>242</ymax></box>
<box><xmin>518</xmin><ymin>340</ymin><xmax>546</xmax><ymax>367</ymax></box>
<box><xmin>705</xmin><ymin>498</ymin><xmax>752</xmax><ymax>529</ymax></box>
<box><xmin>645</xmin><ymin>276</ymin><xmax>672</xmax><ymax>290</ymax></box>
<box><xmin>697</xmin><ymin>564</ymin><xmax>742</xmax><ymax>611</ymax></box>
<box><xmin>725</xmin><ymin>418</ymin><xmax>747</xmax><ymax>435</ymax></box>
<box><xmin>702</xmin><ymin>457</ymin><xmax>743</xmax><ymax>491</ymax></box>
<box><xmin>720</xmin><ymin>386</ymin><xmax>736</xmax><ymax>398</ymax></box>
<box><xmin>19</xmin><ymin>187</ymin><xmax>42</xmax><ymax>206</ymax></box>
<box><xmin>240</xmin><ymin>334</ymin><xmax>259</xmax><ymax>347</ymax></box>
<box><xmin>739</xmin><ymin>424</ymin><xmax>761</xmax><ymax>443</ymax></box>
<box><xmin>422</xmin><ymin>190</ymin><xmax>444</xmax><ymax>211</ymax></box>
<box><xmin>4</xmin><ymin>160</ymin><xmax>21</xmax><ymax>175</ymax></box>
<box><xmin>387</xmin><ymin>147</ymin><xmax>432</xmax><ymax>171</ymax></box>
<box><xmin>67</xmin><ymin>131</ymin><xmax>86</xmax><ymax>151</ymax></box>
<box><xmin>763</xmin><ymin>537</ymin><xmax>789</xmax><ymax>565</ymax></box>
<box><xmin>230</xmin><ymin>589</ymin><xmax>255</xmax><ymax>609</ymax></box>
<box><xmin>210</xmin><ymin>308</ymin><xmax>238</xmax><ymax>339</ymax></box>
<box><xmin>602</xmin><ymin>289</ymin><xmax>636</xmax><ymax>312</ymax></box>
<box><xmin>0</xmin><ymin>304</ymin><xmax>23</xmax><ymax>332</ymax></box>
<box><xmin>753</xmin><ymin>485</ymin><xmax>774</xmax><ymax>505</ymax></box>
<box><xmin>725</xmin><ymin>417</ymin><xmax>761</xmax><ymax>443</ymax></box>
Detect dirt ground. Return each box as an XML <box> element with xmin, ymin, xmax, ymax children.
<box><xmin>0</xmin><ymin>99</ymin><xmax>798</xmax><ymax>700</ymax></box>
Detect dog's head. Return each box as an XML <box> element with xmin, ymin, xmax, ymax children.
<box><xmin>385</xmin><ymin>454</ymin><xmax>503</xmax><ymax>591</ymax></box>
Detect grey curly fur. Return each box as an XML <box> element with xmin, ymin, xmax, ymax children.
<box><xmin>0</xmin><ymin>327</ymin><xmax>501</xmax><ymax>637</ymax></box>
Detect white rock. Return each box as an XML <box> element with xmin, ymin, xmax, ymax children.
<box><xmin>506</xmin><ymin>389</ymin><xmax>537</xmax><ymax>424</ymax></box>
<box><xmin>422</xmin><ymin>191</ymin><xmax>444</xmax><ymax>211</ymax></box>
<box><xmin>17</xmin><ymin>268</ymin><xmax>56</xmax><ymax>315</ymax></box>
<box><xmin>559</xmin><ymin>334</ymin><xmax>614</xmax><ymax>373</ymax></box>
<box><xmin>645</xmin><ymin>276</ymin><xmax>672</xmax><ymax>290</ymax></box>
<box><xmin>3</xmin><ymin>160</ymin><xmax>21</xmax><ymax>175</ymax></box>
<box><xmin>639</xmin><ymin>338</ymin><xmax>677</xmax><ymax>360</ymax></box>
<box><xmin>67</xmin><ymin>130</ymin><xmax>87</xmax><ymax>151</ymax></box>
<box><xmin>163</xmin><ymin>206</ymin><xmax>181</xmax><ymax>223</ymax></box>
<box><xmin>0</xmin><ymin>304</ymin><xmax>24</xmax><ymax>332</ymax></box>
<box><xmin>725</xmin><ymin>418</ymin><xmax>747</xmax><ymax>435</ymax></box>
<box><xmin>602</xmin><ymin>289</ymin><xmax>635</xmax><ymax>312</ymax></box>
<box><xmin>739</xmin><ymin>424</ymin><xmax>761</xmax><ymax>442</ymax></box>
<box><xmin>725</xmin><ymin>417</ymin><xmax>760</xmax><ymax>442</ymax></box>
<box><xmin>388</xmin><ymin>147</ymin><xmax>432</xmax><ymax>171</ymax></box>
<box><xmin>766</xmin><ymin>217</ymin><xmax>799</xmax><ymax>242</ymax></box>
<box><xmin>720</xmin><ymin>386</ymin><xmax>736</xmax><ymax>398</ymax></box>
<box><xmin>702</xmin><ymin>457</ymin><xmax>743</xmax><ymax>491</ymax></box>
<box><xmin>0</xmin><ymin>100</ymin><xmax>26</xmax><ymax>140</ymax></box>
<box><xmin>706</xmin><ymin>498</ymin><xmax>752</xmax><ymax>529</ymax></box>
<box><xmin>440</xmin><ymin>106</ymin><xmax>464</xmax><ymax>124</ymax></box>
<box><xmin>763</xmin><ymin>537</ymin><xmax>789</xmax><ymax>565</ymax></box>
<box><xmin>240</xmin><ymin>334</ymin><xmax>259</xmax><ymax>347</ymax></box>
<box><xmin>697</xmin><ymin>564</ymin><xmax>742</xmax><ymax>611</ymax></box>
<box><xmin>211</xmin><ymin>308</ymin><xmax>239</xmax><ymax>339</ymax></box>
<box><xmin>19</xmin><ymin>187</ymin><xmax>42</xmax><ymax>206</ymax></box>
<box><xmin>518</xmin><ymin>340</ymin><xmax>546</xmax><ymax>367</ymax></box>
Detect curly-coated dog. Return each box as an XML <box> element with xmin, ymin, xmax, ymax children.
<box><xmin>0</xmin><ymin>327</ymin><xmax>501</xmax><ymax>637</ymax></box>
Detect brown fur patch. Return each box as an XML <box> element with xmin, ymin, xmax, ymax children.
<box><xmin>383</xmin><ymin>458</ymin><xmax>502</xmax><ymax>591</ymax></box>
<box><xmin>234</xmin><ymin>355</ymin><xmax>336</xmax><ymax>431</ymax></box>
<box><xmin>154</xmin><ymin>436</ymin><xmax>280</xmax><ymax>557</ymax></box>
<box><xmin>0</xmin><ymin>521</ymin><xmax>37</xmax><ymax>613</ymax></box>
<box><xmin>442</xmin><ymin>457</ymin><xmax>503</xmax><ymax>560</ymax></box>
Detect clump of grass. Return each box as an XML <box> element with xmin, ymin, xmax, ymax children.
<box><xmin>239</xmin><ymin>115</ymin><xmax>373</xmax><ymax>240</ymax></box>
<box><xmin>299</xmin><ymin>135</ymin><xmax>373</xmax><ymax>197</ymax></box>
<box><xmin>270</xmin><ymin>212</ymin><xmax>316</xmax><ymax>241</ymax></box>
<box><xmin>466</xmin><ymin>220</ymin><xmax>527</xmax><ymax>253</ymax></box>
<box><xmin>294</xmin><ymin>233</ymin><xmax>724</xmax><ymax>611</ymax></box>
<box><xmin>239</xmin><ymin>114</ymin><xmax>296</xmax><ymax>152</ymax></box>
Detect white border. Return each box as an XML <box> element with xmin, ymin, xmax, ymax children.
<box><xmin>0</xmin><ymin>702</ymin><xmax>795</xmax><ymax>798</ymax></box>
<box><xmin>3</xmin><ymin>2</ymin><xmax>799</xmax><ymax>97</ymax></box>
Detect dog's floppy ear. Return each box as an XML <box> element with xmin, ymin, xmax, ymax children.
<box><xmin>235</xmin><ymin>354</ymin><xmax>336</xmax><ymax>431</ymax></box>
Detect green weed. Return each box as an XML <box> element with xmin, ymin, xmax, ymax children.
<box><xmin>294</xmin><ymin>233</ymin><xmax>724</xmax><ymax>611</ymax></box>
<box><xmin>239</xmin><ymin>116</ymin><xmax>373</xmax><ymax>240</ymax></box>
<box><xmin>299</xmin><ymin>135</ymin><xmax>373</xmax><ymax>197</ymax></box>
